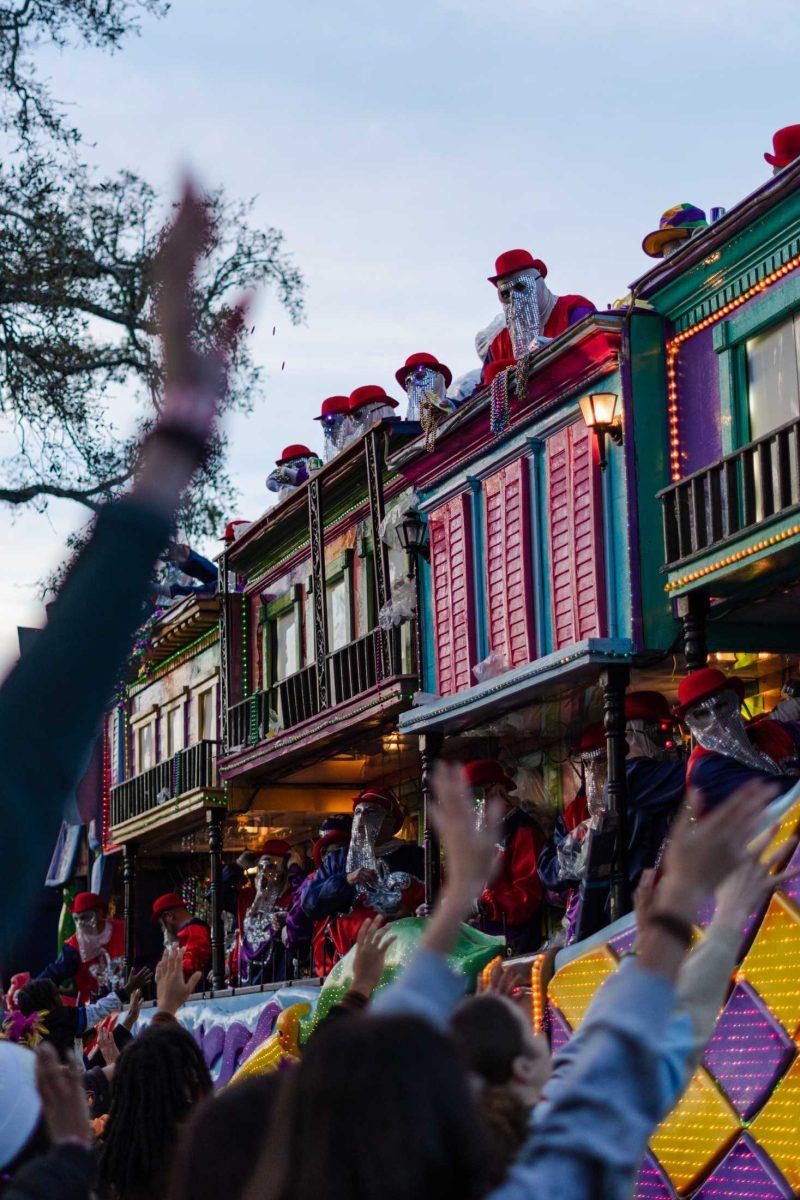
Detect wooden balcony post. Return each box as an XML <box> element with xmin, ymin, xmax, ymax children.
<box><xmin>602</xmin><ymin>664</ymin><xmax>630</xmax><ymax>923</ymax></box>
<box><xmin>206</xmin><ymin>808</ymin><xmax>225</xmax><ymax>991</ymax></box>
<box><xmin>420</xmin><ymin>731</ymin><xmax>444</xmax><ymax>905</ymax></box>
<box><xmin>122</xmin><ymin>843</ymin><xmax>137</xmax><ymax>973</ymax></box>
<box><xmin>676</xmin><ymin>593</ymin><xmax>708</xmax><ymax>672</ymax></box>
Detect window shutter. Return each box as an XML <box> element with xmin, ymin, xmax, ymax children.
<box><xmin>483</xmin><ymin>458</ymin><xmax>535</xmax><ymax>668</ymax></box>
<box><xmin>428</xmin><ymin>494</ymin><xmax>475</xmax><ymax>695</ymax></box>
<box><xmin>547</xmin><ymin>421</ymin><xmax>606</xmax><ymax>649</ymax></box>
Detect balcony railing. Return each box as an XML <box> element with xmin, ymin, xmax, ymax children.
<box><xmin>227</xmin><ymin>626</ymin><xmax>413</xmax><ymax>750</ymax></box>
<box><xmin>659</xmin><ymin>415</ymin><xmax>800</xmax><ymax>568</ymax></box>
<box><xmin>110</xmin><ymin>739</ymin><xmax>219</xmax><ymax>826</ymax></box>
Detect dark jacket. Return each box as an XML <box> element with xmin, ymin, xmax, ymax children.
<box><xmin>4</xmin><ymin>1143</ymin><xmax>95</xmax><ymax>1200</ymax></box>
<box><xmin>302</xmin><ymin>843</ymin><xmax>425</xmax><ymax>920</ymax></box>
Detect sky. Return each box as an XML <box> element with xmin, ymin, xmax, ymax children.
<box><xmin>1</xmin><ymin>0</ymin><xmax>799</xmax><ymax>670</ymax></box>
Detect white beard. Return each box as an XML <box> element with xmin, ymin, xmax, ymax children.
<box><xmin>76</xmin><ymin>920</ymin><xmax>112</xmax><ymax>963</ymax></box>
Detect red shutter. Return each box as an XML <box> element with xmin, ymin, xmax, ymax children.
<box><xmin>483</xmin><ymin>458</ymin><xmax>535</xmax><ymax>668</ymax></box>
<box><xmin>428</xmin><ymin>494</ymin><xmax>475</xmax><ymax>696</ymax></box>
<box><xmin>547</xmin><ymin>421</ymin><xmax>606</xmax><ymax>649</ymax></box>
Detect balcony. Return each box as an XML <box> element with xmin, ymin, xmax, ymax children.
<box><xmin>223</xmin><ymin>627</ymin><xmax>416</xmax><ymax>778</ymax></box>
<box><xmin>659</xmin><ymin>416</ymin><xmax>800</xmax><ymax>592</ymax></box>
<box><xmin>110</xmin><ymin>740</ymin><xmax>221</xmax><ymax>838</ymax></box>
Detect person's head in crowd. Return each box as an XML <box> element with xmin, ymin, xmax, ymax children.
<box><xmin>167</xmin><ymin>1074</ymin><xmax>282</xmax><ymax>1200</ymax></box>
<box><xmin>463</xmin><ymin>760</ymin><xmax>517</xmax><ymax>813</ymax></box>
<box><xmin>12</xmin><ymin>979</ymin><xmax>75</xmax><ymax>1061</ymax></box>
<box><xmin>152</xmin><ymin>893</ymin><xmax>193</xmax><ymax>947</ymax></box>
<box><xmin>351</xmin><ymin>788</ymin><xmax>404</xmax><ymax>850</ymax></box>
<box><xmin>0</xmin><ymin>1042</ymin><xmax>49</xmax><ymax>1181</ymax></box>
<box><xmin>624</xmin><ymin>691</ymin><xmax>675</xmax><ymax>760</ymax></box>
<box><xmin>244</xmin><ymin>1014</ymin><xmax>492</xmax><ymax>1200</ymax></box>
<box><xmin>99</xmin><ymin>1022</ymin><xmax>212</xmax><ymax>1200</ymax></box>
<box><xmin>449</xmin><ymin>991</ymin><xmax>550</xmax><ymax>1178</ymax></box>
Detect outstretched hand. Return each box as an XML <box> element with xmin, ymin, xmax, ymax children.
<box><xmin>35</xmin><ymin>1044</ymin><xmax>92</xmax><ymax>1147</ymax></box>
<box><xmin>351</xmin><ymin>917</ymin><xmax>396</xmax><ymax>999</ymax></box>
<box><xmin>431</xmin><ymin>761</ymin><xmax>503</xmax><ymax>898</ymax></box>
<box><xmin>155</xmin><ymin>945</ymin><xmax>201</xmax><ymax>1016</ymax></box>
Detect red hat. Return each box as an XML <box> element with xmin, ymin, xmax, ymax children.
<box><xmin>395</xmin><ymin>352</ymin><xmax>453</xmax><ymax>390</ymax></box>
<box><xmin>675</xmin><ymin>668</ymin><xmax>745</xmax><ymax>718</ymax></box>
<box><xmin>276</xmin><ymin>444</ymin><xmax>314</xmax><ymax>466</ymax></box>
<box><xmin>313</xmin><ymin>829</ymin><xmax>349</xmax><ymax>869</ymax></box>
<box><xmin>489</xmin><ymin>249</ymin><xmax>548</xmax><ymax>286</ymax></box>
<box><xmin>152</xmin><ymin>892</ymin><xmax>185</xmax><ymax>921</ymax></box>
<box><xmin>764</xmin><ymin>125</ymin><xmax>800</xmax><ymax>169</ymax></box>
<box><xmin>221</xmin><ymin>519</ymin><xmax>251</xmax><ymax>543</ymax></box>
<box><xmin>576</xmin><ymin>722</ymin><xmax>605</xmax><ymax>756</ymax></box>
<box><xmin>483</xmin><ymin>358</ymin><xmax>515</xmax><ymax>386</ymax></box>
<box><xmin>353</xmin><ymin>788</ymin><xmax>404</xmax><ymax>834</ymax></box>
<box><xmin>624</xmin><ymin>691</ymin><xmax>672</xmax><ymax>723</ymax></box>
<box><xmin>6</xmin><ymin>973</ymin><xmax>31</xmax><ymax>1010</ymax></box>
<box><xmin>258</xmin><ymin>839</ymin><xmax>291</xmax><ymax>858</ymax></box>
<box><xmin>71</xmin><ymin>891</ymin><xmax>107</xmax><ymax>916</ymax></box>
<box><xmin>462</xmin><ymin>759</ymin><xmax>517</xmax><ymax>793</ymax></box>
<box><xmin>314</xmin><ymin>395</ymin><xmax>350</xmax><ymax>421</ymax></box>
<box><xmin>348</xmin><ymin>385</ymin><xmax>399</xmax><ymax>413</ymax></box>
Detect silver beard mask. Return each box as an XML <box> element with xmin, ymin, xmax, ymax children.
<box><xmin>74</xmin><ymin>912</ymin><xmax>112</xmax><ymax>964</ymax></box>
<box><xmin>243</xmin><ymin>856</ymin><xmax>287</xmax><ymax>948</ymax></box>
<box><xmin>346</xmin><ymin>802</ymin><xmax>410</xmax><ymax>916</ymax></box>
<box><xmin>496</xmin><ymin>269</ymin><xmax>553</xmax><ymax>359</ymax></box>
<box><xmin>321</xmin><ymin>414</ymin><xmax>354</xmax><ymax>462</ymax></box>
<box><xmin>351</xmin><ymin>403</ymin><xmax>396</xmax><ymax>437</ymax></box>
<box><xmin>402</xmin><ymin>366</ymin><xmax>450</xmax><ymax>422</ymax></box>
<box><xmin>626</xmin><ymin>720</ymin><xmax>671</xmax><ymax>762</ymax></box>
<box><xmin>684</xmin><ymin>689</ymin><xmax>781</xmax><ymax>774</ymax></box>
<box><xmin>581</xmin><ymin>750</ymin><xmax>609</xmax><ymax>817</ymax></box>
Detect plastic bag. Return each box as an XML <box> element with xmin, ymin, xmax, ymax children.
<box><xmin>379</xmin><ymin>492</ymin><xmax>420</xmax><ymax>551</ymax></box>
<box><xmin>472</xmin><ymin>649</ymin><xmax>510</xmax><ymax>683</ymax></box>
<box><xmin>378</xmin><ymin>578</ymin><xmax>417</xmax><ymax>629</ymax></box>
<box><xmin>555</xmin><ymin>817</ymin><xmax>596</xmax><ymax>883</ymax></box>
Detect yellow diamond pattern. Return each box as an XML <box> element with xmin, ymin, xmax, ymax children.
<box><xmin>546</xmin><ymin>944</ymin><xmax>616</xmax><ymax>1031</ymax></box>
<box><xmin>759</xmin><ymin>793</ymin><xmax>800</xmax><ymax>868</ymax></box>
<box><xmin>649</xmin><ymin>1066</ymin><xmax>739</xmax><ymax>1195</ymax></box>
<box><xmin>738</xmin><ymin>892</ymin><xmax>800</xmax><ymax>1036</ymax></box>
<box><xmin>748</xmin><ymin>1054</ymin><xmax>800</xmax><ymax>1193</ymax></box>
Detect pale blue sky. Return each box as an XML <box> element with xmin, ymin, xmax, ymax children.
<box><xmin>1</xmin><ymin>0</ymin><xmax>798</xmax><ymax>666</ymax></box>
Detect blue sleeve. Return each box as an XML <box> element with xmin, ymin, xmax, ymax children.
<box><xmin>537</xmin><ymin>816</ymin><xmax>570</xmax><ymax>893</ymax></box>
<box><xmin>490</xmin><ymin>959</ymin><xmax>676</xmax><ymax>1200</ymax></box>
<box><xmin>182</xmin><ymin>549</ymin><xmax>218</xmax><ymax>585</ymax></box>
<box><xmin>301</xmin><ymin>849</ymin><xmax>356</xmax><ymax>919</ymax></box>
<box><xmin>36</xmin><ymin>941</ymin><xmax>80</xmax><ymax>986</ymax></box>
<box><xmin>371</xmin><ymin>947</ymin><xmax>466</xmax><ymax>1030</ymax></box>
<box><xmin>692</xmin><ymin>754</ymin><xmax>795</xmax><ymax>811</ymax></box>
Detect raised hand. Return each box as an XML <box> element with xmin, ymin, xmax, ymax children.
<box><xmin>714</xmin><ymin>833</ymin><xmax>799</xmax><ymax>929</ymax></box>
<box><xmin>96</xmin><ymin>1024</ymin><xmax>120</xmax><ymax>1066</ymax></box>
<box><xmin>35</xmin><ymin>1044</ymin><xmax>92</xmax><ymax>1147</ymax></box>
<box><xmin>431</xmin><ymin>760</ymin><xmax>503</xmax><ymax>898</ymax></box>
<box><xmin>155</xmin><ymin>945</ymin><xmax>201</xmax><ymax>1016</ymax></box>
<box><xmin>122</xmin><ymin>988</ymin><xmax>143</xmax><ymax>1031</ymax></box>
<box><xmin>351</xmin><ymin>916</ymin><xmax>396</xmax><ymax>999</ymax></box>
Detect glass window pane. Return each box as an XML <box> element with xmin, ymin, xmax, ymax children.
<box><xmin>139</xmin><ymin>723</ymin><xmax>153</xmax><ymax>771</ymax></box>
<box><xmin>746</xmin><ymin>318</ymin><xmax>800</xmax><ymax>440</ymax></box>
<box><xmin>304</xmin><ymin>591</ymin><xmax>314</xmax><ymax>665</ymax></box>
<box><xmin>276</xmin><ymin>609</ymin><xmax>299</xmax><ymax>679</ymax></box>
<box><xmin>166</xmin><ymin>707</ymin><xmax>183</xmax><ymax>755</ymax></box>
<box><xmin>327</xmin><ymin>579</ymin><xmax>349</xmax><ymax>651</ymax></box>
<box><xmin>199</xmin><ymin>690</ymin><xmax>215</xmax><ymax>740</ymax></box>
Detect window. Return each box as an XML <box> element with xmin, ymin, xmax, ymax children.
<box><xmin>275</xmin><ymin>608</ymin><xmax>300</xmax><ymax>679</ymax></box>
<box><xmin>304</xmin><ymin>587</ymin><xmax>314</xmax><ymax>665</ymax></box>
<box><xmin>165</xmin><ymin>705</ymin><xmax>184</xmax><ymax>756</ymax></box>
<box><xmin>746</xmin><ymin>312</ymin><xmax>800</xmax><ymax>439</ymax></box>
<box><xmin>137</xmin><ymin>722</ymin><xmax>154</xmax><ymax>772</ymax></box>
<box><xmin>198</xmin><ymin>688</ymin><xmax>216</xmax><ymax>741</ymax></box>
<box><xmin>326</xmin><ymin>577</ymin><xmax>349</xmax><ymax>651</ymax></box>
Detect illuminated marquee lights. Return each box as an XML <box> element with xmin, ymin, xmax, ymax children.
<box><xmin>530</xmin><ymin>952</ymin><xmax>546</xmax><ymax>1033</ymax></box>
<box><xmin>666</xmin><ymin>254</ymin><xmax>800</xmax><ymax>483</ymax></box>
<box><xmin>665</xmin><ymin>522</ymin><xmax>800</xmax><ymax>591</ymax></box>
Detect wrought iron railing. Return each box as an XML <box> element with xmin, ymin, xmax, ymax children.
<box><xmin>226</xmin><ymin>626</ymin><xmax>414</xmax><ymax>750</ymax></box>
<box><xmin>659</xmin><ymin>415</ymin><xmax>800</xmax><ymax>568</ymax></box>
<box><xmin>110</xmin><ymin>740</ymin><xmax>219</xmax><ymax>826</ymax></box>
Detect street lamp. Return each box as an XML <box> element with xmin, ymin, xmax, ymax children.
<box><xmin>396</xmin><ymin>508</ymin><xmax>429</xmax><ymax>562</ymax></box>
<box><xmin>579</xmin><ymin>391</ymin><xmax>623</xmax><ymax>470</ymax></box>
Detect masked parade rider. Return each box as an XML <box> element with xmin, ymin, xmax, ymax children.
<box><xmin>221</xmin><ymin>840</ymin><xmax>309</xmax><ymax>985</ymax></box>
<box><xmin>678</xmin><ymin>666</ymin><xmax>800</xmax><ymax>808</ymax></box>
<box><xmin>36</xmin><ymin>892</ymin><xmax>125</xmax><ymax>1004</ymax></box>
<box><xmin>151</xmin><ymin>893</ymin><xmax>212</xmax><ymax>985</ymax></box>
<box><xmin>302</xmin><ymin>789</ymin><xmax>424</xmax><ymax>976</ymax></box>
<box><xmin>266</xmin><ymin>445</ymin><xmax>322</xmax><ymax>500</ymax></box>
<box><xmin>539</xmin><ymin>692</ymin><xmax>687</xmax><ymax>943</ymax></box>
<box><xmin>481</xmin><ymin>249</ymin><xmax>595</xmax><ymax>384</ymax></box>
<box><xmin>463</xmin><ymin>759</ymin><xmax>545</xmax><ymax>955</ymax></box>
<box><xmin>394</xmin><ymin>352</ymin><xmax>455</xmax><ymax>423</ymax></box>
<box><xmin>347</xmin><ymin>385</ymin><xmax>399</xmax><ymax>437</ymax></box>
<box><xmin>314</xmin><ymin>395</ymin><xmax>354</xmax><ymax>462</ymax></box>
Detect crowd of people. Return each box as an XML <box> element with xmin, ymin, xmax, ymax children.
<box><xmin>1</xmin><ymin>181</ymin><xmax>800</xmax><ymax>1199</ymax></box>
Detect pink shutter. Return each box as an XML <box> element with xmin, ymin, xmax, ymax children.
<box><xmin>547</xmin><ymin>421</ymin><xmax>606</xmax><ymax>649</ymax></box>
<box><xmin>483</xmin><ymin>458</ymin><xmax>535</xmax><ymax>667</ymax></box>
<box><xmin>429</xmin><ymin>494</ymin><xmax>475</xmax><ymax>696</ymax></box>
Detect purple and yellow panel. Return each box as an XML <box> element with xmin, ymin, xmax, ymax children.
<box><xmin>748</xmin><ymin>1056</ymin><xmax>800</xmax><ymax>1193</ymax></box>
<box><xmin>649</xmin><ymin>1066</ymin><xmax>740</xmax><ymax>1194</ymax></box>
<box><xmin>737</xmin><ymin>892</ymin><xmax>800</xmax><ymax>1037</ymax></box>
<box><xmin>545</xmin><ymin>943</ymin><xmax>616</xmax><ymax>1029</ymax></box>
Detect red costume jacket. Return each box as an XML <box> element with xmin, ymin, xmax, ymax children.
<box><xmin>480</xmin><ymin>808</ymin><xmax>545</xmax><ymax>928</ymax></box>
<box><xmin>482</xmin><ymin>294</ymin><xmax>596</xmax><ymax>382</ymax></box>
<box><xmin>177</xmin><ymin>918</ymin><xmax>212</xmax><ymax>980</ymax></box>
<box><xmin>37</xmin><ymin>918</ymin><xmax>126</xmax><ymax>1004</ymax></box>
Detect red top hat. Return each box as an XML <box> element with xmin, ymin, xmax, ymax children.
<box><xmin>152</xmin><ymin>892</ymin><xmax>185</xmax><ymax>921</ymax></box>
<box><xmin>625</xmin><ymin>691</ymin><xmax>672</xmax><ymax>723</ymax></box>
<box><xmin>489</xmin><ymin>249</ymin><xmax>548</xmax><ymax>286</ymax></box>
<box><xmin>675</xmin><ymin>668</ymin><xmax>745</xmax><ymax>717</ymax></box>
<box><xmin>71</xmin><ymin>891</ymin><xmax>107</xmax><ymax>916</ymax></box>
<box><xmin>462</xmin><ymin>759</ymin><xmax>517</xmax><ymax>793</ymax></box>
<box><xmin>258</xmin><ymin>839</ymin><xmax>291</xmax><ymax>858</ymax></box>
<box><xmin>394</xmin><ymin>352</ymin><xmax>453</xmax><ymax>390</ymax></box>
<box><xmin>276</xmin><ymin>444</ymin><xmax>314</xmax><ymax>466</ymax></box>
<box><xmin>483</xmin><ymin>358</ymin><xmax>515</xmax><ymax>386</ymax></box>
<box><xmin>313</xmin><ymin>829</ymin><xmax>349</xmax><ymax>869</ymax></box>
<box><xmin>349</xmin><ymin>385</ymin><xmax>399</xmax><ymax>413</ymax></box>
<box><xmin>314</xmin><ymin>396</ymin><xmax>350</xmax><ymax>421</ymax></box>
<box><xmin>353</xmin><ymin>787</ymin><xmax>404</xmax><ymax>834</ymax></box>
<box><xmin>221</xmin><ymin>519</ymin><xmax>251</xmax><ymax>543</ymax></box>
<box><xmin>576</xmin><ymin>722</ymin><xmax>605</xmax><ymax>756</ymax></box>
<box><xmin>764</xmin><ymin>125</ymin><xmax>800</xmax><ymax>169</ymax></box>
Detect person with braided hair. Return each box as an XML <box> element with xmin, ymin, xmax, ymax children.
<box><xmin>98</xmin><ymin>1022</ymin><xmax>212</xmax><ymax>1200</ymax></box>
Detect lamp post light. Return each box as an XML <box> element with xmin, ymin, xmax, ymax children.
<box><xmin>396</xmin><ymin>508</ymin><xmax>430</xmax><ymax>571</ymax></box>
<box><xmin>579</xmin><ymin>391</ymin><xmax>623</xmax><ymax>470</ymax></box>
